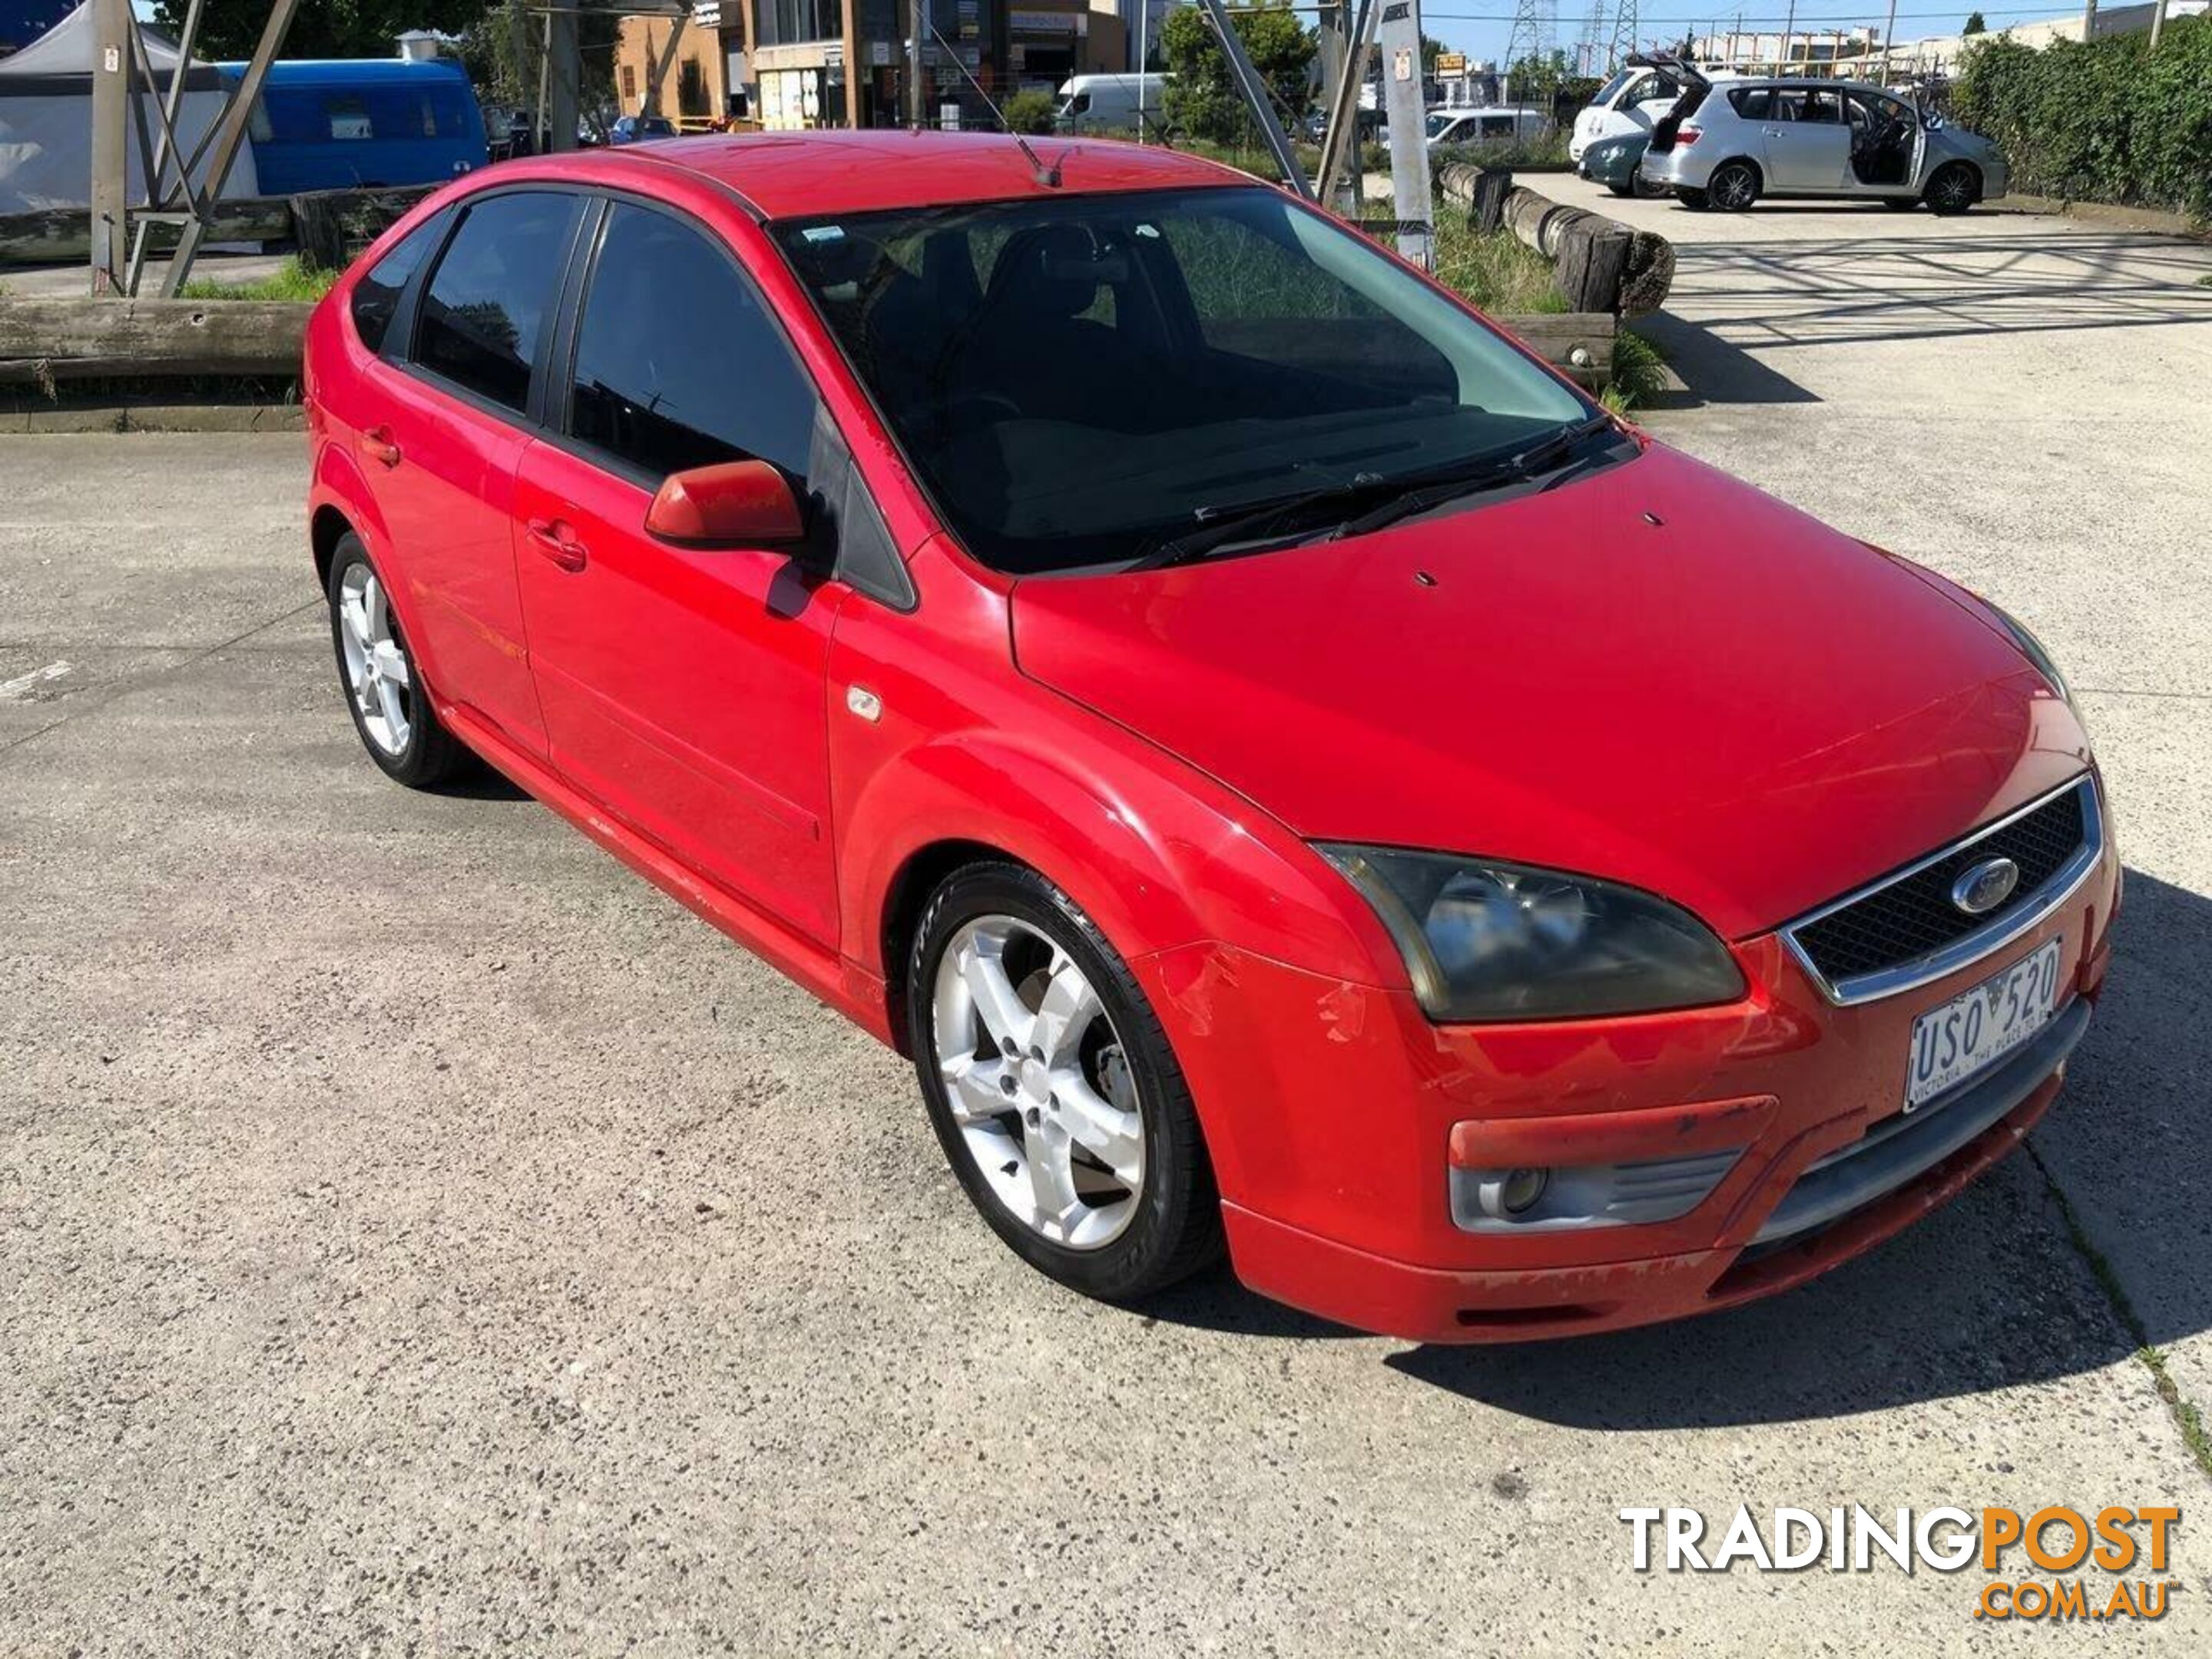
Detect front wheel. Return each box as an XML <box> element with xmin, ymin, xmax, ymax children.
<box><xmin>1883</xmin><ymin>195</ymin><xmax>1920</xmax><ymax>211</ymax></box>
<box><xmin>1708</xmin><ymin>161</ymin><xmax>1761</xmax><ymax>212</ymax></box>
<box><xmin>909</xmin><ymin>862</ymin><xmax>1223</xmax><ymax>1303</ymax></box>
<box><xmin>1924</xmin><ymin>161</ymin><xmax>1980</xmax><ymax>216</ymax></box>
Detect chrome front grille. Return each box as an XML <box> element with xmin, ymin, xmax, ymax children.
<box><xmin>1782</xmin><ymin>776</ymin><xmax>2102</xmax><ymax>1005</ymax></box>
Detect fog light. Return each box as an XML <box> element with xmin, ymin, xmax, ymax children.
<box><xmin>1472</xmin><ymin>1166</ymin><xmax>1551</xmax><ymax>1222</ymax></box>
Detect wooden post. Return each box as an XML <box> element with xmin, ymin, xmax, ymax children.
<box><xmin>2151</xmin><ymin>0</ymin><xmax>2168</xmax><ymax>47</ymax></box>
<box><xmin>1471</xmin><ymin>165</ymin><xmax>1512</xmax><ymax>233</ymax></box>
<box><xmin>89</xmin><ymin>0</ymin><xmax>130</xmax><ymax>294</ymax></box>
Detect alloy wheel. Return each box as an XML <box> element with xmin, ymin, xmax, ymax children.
<box><xmin>336</xmin><ymin>562</ymin><xmax>413</xmax><ymax>757</ymax></box>
<box><xmin>1929</xmin><ymin>165</ymin><xmax>1975</xmax><ymax>213</ymax></box>
<box><xmin>930</xmin><ymin>914</ymin><xmax>1145</xmax><ymax>1250</ymax></box>
<box><xmin>1711</xmin><ymin>164</ymin><xmax>1758</xmax><ymax>210</ymax></box>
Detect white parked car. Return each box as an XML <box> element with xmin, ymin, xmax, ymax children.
<box><xmin>1641</xmin><ymin>75</ymin><xmax>2011</xmax><ymax>214</ymax></box>
<box><xmin>1385</xmin><ymin>106</ymin><xmax>1553</xmax><ymax>149</ymax></box>
<box><xmin>1568</xmin><ymin>61</ymin><xmax>1699</xmax><ymax>161</ymax></box>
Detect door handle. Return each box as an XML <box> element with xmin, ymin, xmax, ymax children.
<box><xmin>526</xmin><ymin>518</ymin><xmax>588</xmax><ymax>573</ymax></box>
<box><xmin>360</xmin><ymin>424</ymin><xmax>402</xmax><ymax>469</ymax></box>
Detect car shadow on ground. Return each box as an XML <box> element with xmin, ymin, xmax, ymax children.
<box><xmin>1152</xmin><ymin>866</ymin><xmax>2211</xmax><ymax>1429</ymax></box>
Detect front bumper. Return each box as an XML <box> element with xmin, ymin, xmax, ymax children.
<box><xmin>1137</xmin><ymin>842</ymin><xmax>2119</xmax><ymax>1343</ymax></box>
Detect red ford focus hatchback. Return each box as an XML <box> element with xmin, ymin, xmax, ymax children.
<box><xmin>303</xmin><ymin>132</ymin><xmax>2117</xmax><ymax>1341</ymax></box>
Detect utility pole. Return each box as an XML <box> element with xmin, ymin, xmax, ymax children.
<box><xmin>1881</xmin><ymin>0</ymin><xmax>1898</xmax><ymax>87</ymax></box>
<box><xmin>545</xmin><ymin>5</ymin><xmax>580</xmax><ymax>150</ymax></box>
<box><xmin>1780</xmin><ymin>0</ymin><xmax>1795</xmax><ymax>73</ymax></box>
<box><xmin>2081</xmin><ymin>0</ymin><xmax>2098</xmax><ymax>44</ymax></box>
<box><xmin>88</xmin><ymin>0</ymin><xmax>130</xmax><ymax>294</ymax></box>
<box><xmin>2150</xmin><ymin>0</ymin><xmax>2168</xmax><ymax>47</ymax></box>
<box><xmin>1377</xmin><ymin>0</ymin><xmax>1432</xmax><ymax>267</ymax></box>
<box><xmin>909</xmin><ymin>0</ymin><xmax>926</xmax><ymax>126</ymax></box>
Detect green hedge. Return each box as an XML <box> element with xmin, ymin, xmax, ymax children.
<box><xmin>1954</xmin><ymin>18</ymin><xmax>2212</xmax><ymax>220</ymax></box>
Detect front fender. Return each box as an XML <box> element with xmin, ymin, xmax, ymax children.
<box><xmin>828</xmin><ymin>562</ymin><xmax>1402</xmax><ymax>999</ymax></box>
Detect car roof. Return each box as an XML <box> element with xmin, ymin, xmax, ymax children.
<box><xmin>548</xmin><ymin>130</ymin><xmax>1251</xmax><ymax>220</ymax></box>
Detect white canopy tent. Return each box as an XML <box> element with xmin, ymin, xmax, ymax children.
<box><xmin>0</xmin><ymin>2</ymin><xmax>258</xmax><ymax>214</ymax></box>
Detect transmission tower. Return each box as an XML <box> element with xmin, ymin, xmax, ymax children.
<box><xmin>1579</xmin><ymin>0</ymin><xmax>1608</xmax><ymax>75</ymax></box>
<box><xmin>1606</xmin><ymin>0</ymin><xmax>1641</xmax><ymax>71</ymax></box>
<box><xmin>1504</xmin><ymin>0</ymin><xmax>1555</xmax><ymax>75</ymax></box>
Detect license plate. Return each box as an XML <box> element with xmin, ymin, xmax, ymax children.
<box><xmin>1906</xmin><ymin>938</ymin><xmax>2064</xmax><ymax>1111</ymax></box>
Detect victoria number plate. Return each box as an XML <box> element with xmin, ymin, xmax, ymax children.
<box><xmin>1905</xmin><ymin>938</ymin><xmax>2064</xmax><ymax>1111</ymax></box>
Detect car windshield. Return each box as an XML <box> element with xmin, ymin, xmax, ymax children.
<box><xmin>1424</xmin><ymin>112</ymin><xmax>1457</xmax><ymax>138</ymax></box>
<box><xmin>1594</xmin><ymin>68</ymin><xmax>1635</xmax><ymax>104</ymax></box>
<box><xmin>771</xmin><ymin>186</ymin><xmax>1593</xmax><ymax>575</ymax></box>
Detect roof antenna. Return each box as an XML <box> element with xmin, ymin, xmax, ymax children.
<box><xmin>928</xmin><ymin>25</ymin><xmax>1063</xmax><ymax>187</ymax></box>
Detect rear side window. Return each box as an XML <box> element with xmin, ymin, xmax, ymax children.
<box><xmin>1730</xmin><ymin>87</ymin><xmax>1773</xmax><ymax>121</ymax></box>
<box><xmin>348</xmin><ymin>209</ymin><xmax>447</xmax><ymax>355</ymax></box>
<box><xmin>565</xmin><ymin>202</ymin><xmax>818</xmax><ymax>483</ymax></box>
<box><xmin>415</xmin><ymin>192</ymin><xmax>580</xmax><ymax>412</ymax></box>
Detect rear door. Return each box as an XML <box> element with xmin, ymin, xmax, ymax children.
<box><xmin>369</xmin><ymin>187</ymin><xmax>585</xmax><ymax>756</ymax></box>
<box><xmin>1760</xmin><ymin>87</ymin><xmax>1853</xmax><ymax>190</ymax></box>
<box><xmin>511</xmin><ymin>197</ymin><xmax>846</xmax><ymax>943</ymax></box>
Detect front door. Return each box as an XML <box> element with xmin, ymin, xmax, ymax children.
<box><xmin>1760</xmin><ymin>86</ymin><xmax>1853</xmax><ymax>191</ymax></box>
<box><xmin>512</xmin><ymin>200</ymin><xmax>845</xmax><ymax>946</ymax></box>
<box><xmin>371</xmin><ymin>189</ymin><xmax>584</xmax><ymax>755</ymax></box>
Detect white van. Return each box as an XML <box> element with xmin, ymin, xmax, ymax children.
<box><xmin>1568</xmin><ymin>62</ymin><xmax>1694</xmax><ymax>161</ymax></box>
<box><xmin>1054</xmin><ymin>73</ymin><xmax>1171</xmax><ymax>136</ymax></box>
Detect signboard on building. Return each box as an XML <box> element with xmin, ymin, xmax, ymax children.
<box><xmin>1436</xmin><ymin>51</ymin><xmax>1466</xmax><ymax>75</ymax></box>
<box><xmin>1009</xmin><ymin>8</ymin><xmax>1080</xmax><ymax>31</ymax></box>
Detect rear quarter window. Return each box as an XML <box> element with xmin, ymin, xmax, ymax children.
<box><xmin>413</xmin><ymin>192</ymin><xmax>581</xmax><ymax>412</ymax></box>
<box><xmin>348</xmin><ymin>209</ymin><xmax>449</xmax><ymax>355</ymax></box>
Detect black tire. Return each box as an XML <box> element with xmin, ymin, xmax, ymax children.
<box><xmin>1882</xmin><ymin>195</ymin><xmax>1921</xmax><ymax>211</ymax></box>
<box><xmin>908</xmin><ymin>860</ymin><xmax>1224</xmax><ymax>1303</ymax></box>
<box><xmin>1674</xmin><ymin>186</ymin><xmax>1710</xmax><ymax>211</ymax></box>
<box><xmin>1924</xmin><ymin>161</ymin><xmax>1980</xmax><ymax>216</ymax></box>
<box><xmin>1708</xmin><ymin>160</ymin><xmax>1762</xmax><ymax>212</ymax></box>
<box><xmin>324</xmin><ymin>533</ymin><xmax>470</xmax><ymax>788</ymax></box>
<box><xmin>1607</xmin><ymin>180</ymin><xmax>1637</xmax><ymax>199</ymax></box>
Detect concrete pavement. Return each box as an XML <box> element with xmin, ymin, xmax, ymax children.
<box><xmin>4</xmin><ymin>190</ymin><xmax>2210</xmax><ymax>1653</ymax></box>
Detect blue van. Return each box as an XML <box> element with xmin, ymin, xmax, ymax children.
<box><xmin>220</xmin><ymin>58</ymin><xmax>487</xmax><ymax>194</ymax></box>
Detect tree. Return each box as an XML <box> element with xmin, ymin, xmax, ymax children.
<box><xmin>1505</xmin><ymin>48</ymin><xmax>1573</xmax><ymax>106</ymax></box>
<box><xmin>1161</xmin><ymin>3</ymin><xmax>1316</xmax><ymax>147</ymax></box>
<box><xmin>154</xmin><ymin>0</ymin><xmax>497</xmax><ymax>61</ymax></box>
<box><xmin>1962</xmin><ymin>11</ymin><xmax>1988</xmax><ymax>33</ymax></box>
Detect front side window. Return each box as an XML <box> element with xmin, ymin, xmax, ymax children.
<box><xmin>349</xmin><ymin>208</ymin><xmax>449</xmax><ymax>353</ymax></box>
<box><xmin>414</xmin><ymin>191</ymin><xmax>579</xmax><ymax>412</ymax></box>
<box><xmin>774</xmin><ymin>186</ymin><xmax>1591</xmax><ymax>575</ymax></box>
<box><xmin>568</xmin><ymin>203</ymin><xmax>818</xmax><ymax>485</ymax></box>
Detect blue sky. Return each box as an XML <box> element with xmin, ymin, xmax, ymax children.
<box><xmin>1421</xmin><ymin>3</ymin><xmax>2096</xmax><ymax>64</ymax></box>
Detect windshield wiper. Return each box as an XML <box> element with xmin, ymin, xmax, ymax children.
<box><xmin>1130</xmin><ymin>478</ymin><xmax>1382</xmax><ymax>571</ymax></box>
<box><xmin>1326</xmin><ymin>412</ymin><xmax>1621</xmax><ymax>541</ymax></box>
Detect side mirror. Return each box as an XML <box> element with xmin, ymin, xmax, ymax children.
<box><xmin>644</xmin><ymin>459</ymin><xmax>806</xmax><ymax>548</ymax></box>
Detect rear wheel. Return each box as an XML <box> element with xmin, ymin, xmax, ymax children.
<box><xmin>326</xmin><ymin>534</ymin><xmax>469</xmax><ymax>788</ymax></box>
<box><xmin>1925</xmin><ymin>161</ymin><xmax>1980</xmax><ymax>216</ymax></box>
<box><xmin>909</xmin><ymin>861</ymin><xmax>1223</xmax><ymax>1303</ymax></box>
<box><xmin>1708</xmin><ymin>160</ymin><xmax>1761</xmax><ymax>212</ymax></box>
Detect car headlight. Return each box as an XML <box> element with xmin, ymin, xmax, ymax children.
<box><xmin>1317</xmin><ymin>846</ymin><xmax>1745</xmax><ymax>1022</ymax></box>
<box><xmin>1983</xmin><ymin>601</ymin><xmax>2071</xmax><ymax>707</ymax></box>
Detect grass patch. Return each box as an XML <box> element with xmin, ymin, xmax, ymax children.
<box><xmin>1429</xmin><ymin>214</ymin><xmax>1565</xmax><ymax>316</ymax></box>
<box><xmin>1601</xmin><ymin>326</ymin><xmax>1667</xmax><ymax>414</ymax></box>
<box><xmin>2199</xmin><ymin>273</ymin><xmax>2212</xmax><ymax>288</ymax></box>
<box><xmin>174</xmin><ymin>257</ymin><xmax>336</xmax><ymax>303</ymax></box>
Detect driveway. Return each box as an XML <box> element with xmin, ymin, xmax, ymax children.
<box><xmin>3</xmin><ymin>193</ymin><xmax>2210</xmax><ymax>1652</ymax></box>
